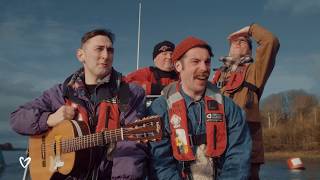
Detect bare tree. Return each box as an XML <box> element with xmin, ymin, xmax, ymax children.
<box><xmin>261</xmin><ymin>90</ymin><xmax>320</xmax><ymax>151</ymax></box>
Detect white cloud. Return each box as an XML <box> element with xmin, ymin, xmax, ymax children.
<box><xmin>0</xmin><ymin>13</ymin><xmax>78</xmax><ymax>105</ymax></box>
<box><xmin>0</xmin><ymin>15</ymin><xmax>77</xmax><ymax>55</ymax></box>
<box><xmin>0</xmin><ymin>56</ymin><xmax>61</xmax><ymax>90</ymax></box>
<box><xmin>264</xmin><ymin>75</ymin><xmax>315</xmax><ymax>97</ymax></box>
<box><xmin>278</xmin><ymin>53</ymin><xmax>320</xmax><ymax>78</ymax></box>
<box><xmin>264</xmin><ymin>0</ymin><xmax>320</xmax><ymax>15</ymax></box>
<box><xmin>262</xmin><ymin>52</ymin><xmax>320</xmax><ymax>98</ymax></box>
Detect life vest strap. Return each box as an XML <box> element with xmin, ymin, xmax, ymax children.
<box><xmin>227</xmin><ymin>81</ymin><xmax>261</xmax><ymax>100</ymax></box>
<box><xmin>189</xmin><ymin>134</ymin><xmax>206</xmax><ymax>147</ymax></box>
<box><xmin>216</xmin><ymin>81</ymin><xmax>224</xmax><ymax>89</ymax></box>
<box><xmin>181</xmin><ymin>161</ymin><xmax>192</xmax><ymax>180</ymax></box>
<box><xmin>242</xmin><ymin>81</ymin><xmax>261</xmax><ymax>98</ymax></box>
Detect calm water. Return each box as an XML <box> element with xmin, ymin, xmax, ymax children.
<box><xmin>260</xmin><ymin>159</ymin><xmax>320</xmax><ymax>180</ymax></box>
<box><xmin>1</xmin><ymin>151</ymin><xmax>27</xmax><ymax>180</ymax></box>
<box><xmin>1</xmin><ymin>151</ymin><xmax>319</xmax><ymax>180</ymax></box>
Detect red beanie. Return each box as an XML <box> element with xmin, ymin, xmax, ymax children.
<box><xmin>172</xmin><ymin>36</ymin><xmax>213</xmax><ymax>64</ymax></box>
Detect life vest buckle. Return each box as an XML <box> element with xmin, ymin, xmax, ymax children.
<box><xmin>188</xmin><ymin>134</ymin><xmax>207</xmax><ymax>147</ymax></box>
<box><xmin>188</xmin><ymin>135</ymin><xmax>194</xmax><ymax>147</ymax></box>
<box><xmin>217</xmin><ymin>81</ymin><xmax>224</xmax><ymax>89</ymax></box>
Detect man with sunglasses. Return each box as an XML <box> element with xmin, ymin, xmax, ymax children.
<box><xmin>212</xmin><ymin>23</ymin><xmax>280</xmax><ymax>180</ymax></box>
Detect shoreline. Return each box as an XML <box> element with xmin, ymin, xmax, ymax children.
<box><xmin>265</xmin><ymin>151</ymin><xmax>320</xmax><ymax>160</ymax></box>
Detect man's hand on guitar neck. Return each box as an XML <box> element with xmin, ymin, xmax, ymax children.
<box><xmin>47</xmin><ymin>105</ymin><xmax>76</xmax><ymax>127</ymax></box>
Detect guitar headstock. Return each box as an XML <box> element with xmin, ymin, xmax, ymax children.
<box><xmin>124</xmin><ymin>115</ymin><xmax>162</xmax><ymax>142</ymax></box>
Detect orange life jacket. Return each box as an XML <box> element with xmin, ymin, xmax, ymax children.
<box><xmin>66</xmin><ymin>99</ymin><xmax>120</xmax><ymax>132</ymax></box>
<box><xmin>63</xmin><ymin>69</ymin><xmax>130</xmax><ymax>132</ymax></box>
<box><xmin>149</xmin><ymin>67</ymin><xmax>178</xmax><ymax>95</ymax></box>
<box><xmin>163</xmin><ymin>82</ymin><xmax>227</xmax><ymax>161</ymax></box>
<box><xmin>212</xmin><ymin>64</ymin><xmax>261</xmax><ymax>98</ymax></box>
<box><xmin>212</xmin><ymin>64</ymin><xmax>248</xmax><ymax>93</ymax></box>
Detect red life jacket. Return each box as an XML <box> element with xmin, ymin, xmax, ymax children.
<box><xmin>149</xmin><ymin>67</ymin><xmax>178</xmax><ymax>83</ymax></box>
<box><xmin>149</xmin><ymin>67</ymin><xmax>178</xmax><ymax>95</ymax></box>
<box><xmin>162</xmin><ymin>82</ymin><xmax>227</xmax><ymax>161</ymax></box>
<box><xmin>212</xmin><ymin>64</ymin><xmax>249</xmax><ymax>94</ymax></box>
<box><xmin>66</xmin><ymin>98</ymin><xmax>120</xmax><ymax>132</ymax></box>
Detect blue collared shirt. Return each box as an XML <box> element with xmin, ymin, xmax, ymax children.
<box><xmin>147</xmin><ymin>89</ymin><xmax>252</xmax><ymax>180</ymax></box>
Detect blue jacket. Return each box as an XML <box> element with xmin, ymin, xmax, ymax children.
<box><xmin>147</xmin><ymin>87</ymin><xmax>252</xmax><ymax>180</ymax></box>
<box><xmin>10</xmin><ymin>68</ymin><xmax>148</xmax><ymax>180</ymax></box>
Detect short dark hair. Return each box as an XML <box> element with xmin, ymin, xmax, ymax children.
<box><xmin>81</xmin><ymin>29</ymin><xmax>115</xmax><ymax>47</ymax></box>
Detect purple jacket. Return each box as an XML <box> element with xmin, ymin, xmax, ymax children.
<box><xmin>10</xmin><ymin>68</ymin><xmax>148</xmax><ymax>180</ymax></box>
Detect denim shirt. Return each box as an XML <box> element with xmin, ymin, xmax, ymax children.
<box><xmin>147</xmin><ymin>89</ymin><xmax>252</xmax><ymax>180</ymax></box>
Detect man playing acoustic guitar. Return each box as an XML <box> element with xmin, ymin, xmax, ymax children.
<box><xmin>10</xmin><ymin>29</ymin><xmax>149</xmax><ymax>180</ymax></box>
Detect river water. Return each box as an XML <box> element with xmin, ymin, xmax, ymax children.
<box><xmin>0</xmin><ymin>150</ymin><xmax>319</xmax><ymax>180</ymax></box>
<box><xmin>260</xmin><ymin>159</ymin><xmax>319</xmax><ymax>180</ymax></box>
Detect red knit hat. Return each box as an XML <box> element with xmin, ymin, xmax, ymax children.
<box><xmin>172</xmin><ymin>36</ymin><xmax>213</xmax><ymax>64</ymax></box>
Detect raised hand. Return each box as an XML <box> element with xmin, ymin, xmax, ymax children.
<box><xmin>227</xmin><ymin>26</ymin><xmax>250</xmax><ymax>41</ymax></box>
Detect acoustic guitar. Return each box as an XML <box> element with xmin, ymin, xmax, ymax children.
<box><xmin>28</xmin><ymin>116</ymin><xmax>161</xmax><ymax>180</ymax></box>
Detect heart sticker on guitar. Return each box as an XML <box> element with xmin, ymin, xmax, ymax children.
<box><xmin>19</xmin><ymin>156</ymin><xmax>31</xmax><ymax>168</ymax></box>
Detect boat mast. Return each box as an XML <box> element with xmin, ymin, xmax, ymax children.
<box><xmin>136</xmin><ymin>0</ymin><xmax>142</xmax><ymax>70</ymax></box>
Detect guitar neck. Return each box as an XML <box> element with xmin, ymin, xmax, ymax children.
<box><xmin>61</xmin><ymin>128</ymin><xmax>125</xmax><ymax>153</ymax></box>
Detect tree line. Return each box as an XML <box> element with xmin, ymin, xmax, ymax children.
<box><xmin>260</xmin><ymin>89</ymin><xmax>320</xmax><ymax>152</ymax></box>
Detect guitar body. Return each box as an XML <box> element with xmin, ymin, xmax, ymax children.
<box><xmin>28</xmin><ymin>115</ymin><xmax>162</xmax><ymax>180</ymax></box>
<box><xmin>29</xmin><ymin>120</ymin><xmax>91</xmax><ymax>180</ymax></box>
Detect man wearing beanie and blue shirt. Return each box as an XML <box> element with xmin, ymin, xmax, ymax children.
<box><xmin>126</xmin><ymin>41</ymin><xmax>178</xmax><ymax>96</ymax></box>
<box><xmin>147</xmin><ymin>36</ymin><xmax>251</xmax><ymax>180</ymax></box>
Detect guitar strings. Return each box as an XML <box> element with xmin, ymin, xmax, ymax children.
<box><xmin>40</xmin><ymin>122</ymin><xmax>159</xmax><ymax>150</ymax></box>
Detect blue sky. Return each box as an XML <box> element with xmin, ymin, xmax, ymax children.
<box><xmin>0</xmin><ymin>0</ymin><xmax>320</xmax><ymax>146</ymax></box>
